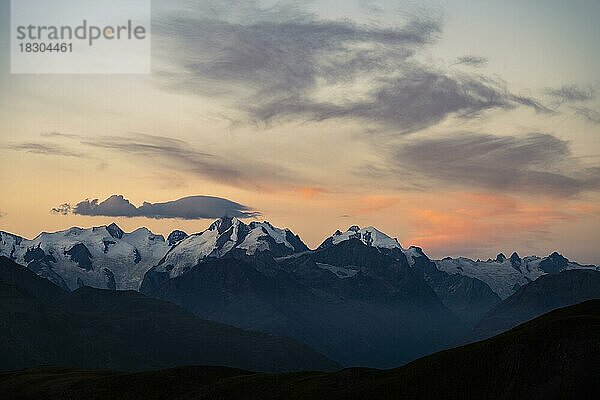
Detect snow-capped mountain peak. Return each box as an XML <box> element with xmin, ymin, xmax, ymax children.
<box><xmin>403</xmin><ymin>246</ymin><xmax>428</xmax><ymax>267</ymax></box>
<box><xmin>154</xmin><ymin>217</ymin><xmax>309</xmax><ymax>278</ymax></box>
<box><xmin>167</xmin><ymin>230</ymin><xmax>188</xmax><ymax>246</ymax></box>
<box><xmin>319</xmin><ymin>225</ymin><xmax>403</xmax><ymax>250</ymax></box>
<box><xmin>208</xmin><ymin>216</ymin><xmax>243</xmax><ymax>234</ymax></box>
<box><xmin>241</xmin><ymin>221</ymin><xmax>304</xmax><ymax>255</ymax></box>
<box><xmin>106</xmin><ymin>222</ymin><xmax>124</xmax><ymax>239</ymax></box>
<box><xmin>435</xmin><ymin>251</ymin><xmax>599</xmax><ymax>299</ymax></box>
<box><xmin>0</xmin><ymin>225</ymin><xmax>169</xmax><ymax>291</ymax></box>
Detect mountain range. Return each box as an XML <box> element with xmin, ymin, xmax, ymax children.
<box><xmin>1</xmin><ymin>217</ymin><xmax>595</xmax><ymax>296</ymax></box>
<box><xmin>1</xmin><ymin>217</ymin><xmax>599</xmax><ymax>368</ymax></box>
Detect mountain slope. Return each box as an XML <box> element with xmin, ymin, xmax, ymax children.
<box><xmin>409</xmin><ymin>247</ymin><xmax>501</xmax><ymax>327</ymax></box>
<box><xmin>469</xmin><ymin>269</ymin><xmax>600</xmax><ymax>341</ymax></box>
<box><xmin>319</xmin><ymin>226</ymin><xmax>501</xmax><ymax>327</ymax></box>
<box><xmin>0</xmin><ymin>256</ymin><xmax>339</xmax><ymax>372</ymax></box>
<box><xmin>142</xmin><ymin>239</ymin><xmax>467</xmax><ymax>368</ymax></box>
<box><xmin>4</xmin><ymin>300</ymin><xmax>599</xmax><ymax>400</ymax></box>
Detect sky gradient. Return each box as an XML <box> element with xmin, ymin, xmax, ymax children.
<box><xmin>1</xmin><ymin>0</ymin><xmax>599</xmax><ymax>263</ymax></box>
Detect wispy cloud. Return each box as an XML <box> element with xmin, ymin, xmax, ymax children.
<box><xmin>542</xmin><ymin>84</ymin><xmax>599</xmax><ymax>123</ymax></box>
<box><xmin>52</xmin><ymin>194</ymin><xmax>260</xmax><ymax>219</ymax></box>
<box><xmin>8</xmin><ymin>135</ymin><xmax>107</xmax><ymax>170</ymax></box>
<box><xmin>384</xmin><ymin>132</ymin><xmax>600</xmax><ymax>197</ymax></box>
<box><xmin>546</xmin><ymin>84</ymin><xmax>596</xmax><ymax>104</ymax></box>
<box><xmin>40</xmin><ymin>131</ymin><xmax>81</xmax><ymax>139</ymax></box>
<box><xmin>452</xmin><ymin>55</ymin><xmax>488</xmax><ymax>67</ymax></box>
<box><xmin>7</xmin><ymin>142</ymin><xmax>85</xmax><ymax>158</ymax></box>
<box><xmin>573</xmin><ymin>106</ymin><xmax>600</xmax><ymax>124</ymax></box>
<box><xmin>79</xmin><ymin>133</ymin><xmax>301</xmax><ymax>188</ymax></box>
<box><xmin>156</xmin><ymin>0</ymin><xmax>548</xmax><ymax>133</ymax></box>
<box><xmin>80</xmin><ymin>133</ymin><xmax>240</xmax><ymax>182</ymax></box>
<box><xmin>32</xmin><ymin>132</ymin><xmax>305</xmax><ymax>190</ymax></box>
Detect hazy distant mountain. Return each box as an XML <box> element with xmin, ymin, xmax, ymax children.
<box><xmin>0</xmin><ymin>256</ymin><xmax>339</xmax><ymax>373</ymax></box>
<box><xmin>5</xmin><ymin>300</ymin><xmax>598</xmax><ymax>400</ymax></box>
<box><xmin>469</xmin><ymin>269</ymin><xmax>600</xmax><ymax>341</ymax></box>
<box><xmin>436</xmin><ymin>251</ymin><xmax>599</xmax><ymax>299</ymax></box>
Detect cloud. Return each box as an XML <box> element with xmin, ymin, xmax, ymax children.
<box><xmin>40</xmin><ymin>131</ymin><xmax>81</xmax><ymax>139</ymax></box>
<box><xmin>9</xmin><ymin>135</ymin><xmax>109</xmax><ymax>170</ymax></box>
<box><xmin>156</xmin><ymin>1</ymin><xmax>548</xmax><ymax>133</ymax></box>
<box><xmin>7</xmin><ymin>142</ymin><xmax>85</xmax><ymax>158</ymax></box>
<box><xmin>573</xmin><ymin>106</ymin><xmax>600</xmax><ymax>124</ymax></box>
<box><xmin>453</xmin><ymin>55</ymin><xmax>488</xmax><ymax>67</ymax></box>
<box><xmin>543</xmin><ymin>84</ymin><xmax>599</xmax><ymax>122</ymax></box>
<box><xmin>386</xmin><ymin>132</ymin><xmax>600</xmax><ymax>196</ymax></box>
<box><xmin>252</xmin><ymin>67</ymin><xmax>552</xmax><ymax>133</ymax></box>
<box><xmin>52</xmin><ymin>194</ymin><xmax>260</xmax><ymax>219</ymax></box>
<box><xmin>51</xmin><ymin>204</ymin><xmax>72</xmax><ymax>215</ymax></box>
<box><xmin>27</xmin><ymin>131</ymin><xmax>312</xmax><ymax>191</ymax></box>
<box><xmin>77</xmin><ymin>133</ymin><xmax>299</xmax><ymax>189</ymax></box>
<box><xmin>546</xmin><ymin>84</ymin><xmax>595</xmax><ymax>103</ymax></box>
<box><xmin>80</xmin><ymin>133</ymin><xmax>238</xmax><ymax>181</ymax></box>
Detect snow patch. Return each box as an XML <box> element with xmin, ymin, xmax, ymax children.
<box><xmin>316</xmin><ymin>262</ymin><xmax>359</xmax><ymax>279</ymax></box>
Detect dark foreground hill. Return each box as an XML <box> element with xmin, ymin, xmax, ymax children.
<box><xmin>0</xmin><ymin>256</ymin><xmax>339</xmax><ymax>372</ymax></box>
<box><xmin>3</xmin><ymin>300</ymin><xmax>599</xmax><ymax>400</ymax></box>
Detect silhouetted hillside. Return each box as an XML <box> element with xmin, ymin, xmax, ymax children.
<box><xmin>3</xmin><ymin>300</ymin><xmax>598</xmax><ymax>400</ymax></box>
<box><xmin>0</xmin><ymin>256</ymin><xmax>339</xmax><ymax>372</ymax></box>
